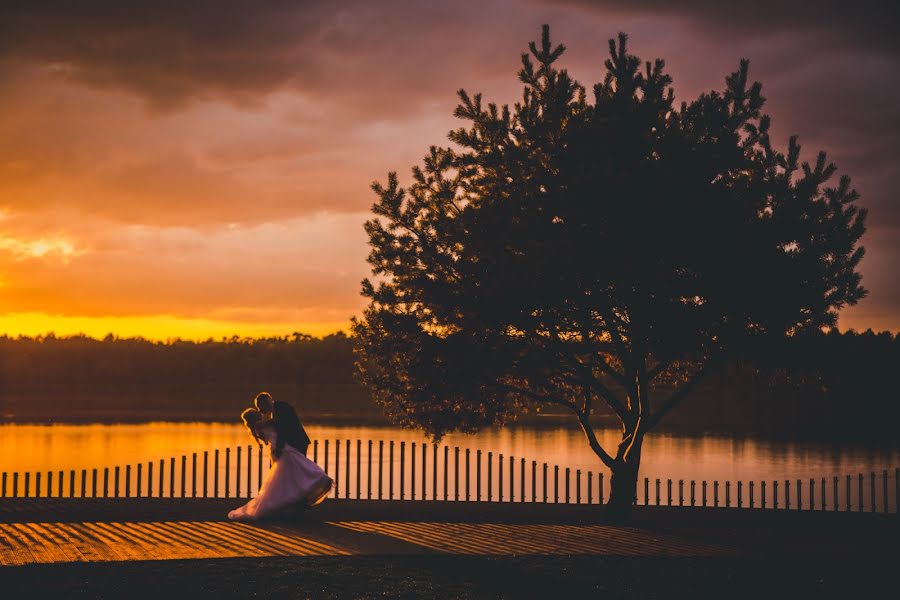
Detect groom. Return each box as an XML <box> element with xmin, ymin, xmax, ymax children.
<box><xmin>254</xmin><ymin>392</ymin><xmax>311</xmax><ymax>456</ymax></box>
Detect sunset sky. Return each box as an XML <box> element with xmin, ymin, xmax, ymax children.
<box><xmin>1</xmin><ymin>1</ymin><xmax>897</xmax><ymax>340</ymax></box>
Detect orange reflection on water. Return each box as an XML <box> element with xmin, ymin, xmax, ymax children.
<box><xmin>1</xmin><ymin>423</ymin><xmax>896</xmax><ymax>487</ymax></box>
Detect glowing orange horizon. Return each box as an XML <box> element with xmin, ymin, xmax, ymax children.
<box><xmin>0</xmin><ymin>310</ymin><xmax>894</xmax><ymax>342</ymax></box>
<box><xmin>0</xmin><ymin>312</ymin><xmax>351</xmax><ymax>341</ymax></box>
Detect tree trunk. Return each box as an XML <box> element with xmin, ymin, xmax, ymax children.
<box><xmin>603</xmin><ymin>435</ymin><xmax>643</xmax><ymax>523</ymax></box>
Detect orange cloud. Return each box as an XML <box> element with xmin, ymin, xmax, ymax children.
<box><xmin>0</xmin><ymin>233</ymin><xmax>81</xmax><ymax>263</ymax></box>
<box><xmin>0</xmin><ymin>213</ymin><xmax>369</xmax><ymax>320</ymax></box>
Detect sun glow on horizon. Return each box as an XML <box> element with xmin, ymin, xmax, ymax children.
<box><xmin>0</xmin><ymin>312</ymin><xmax>351</xmax><ymax>341</ymax></box>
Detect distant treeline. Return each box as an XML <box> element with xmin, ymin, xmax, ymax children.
<box><xmin>0</xmin><ymin>332</ymin><xmax>375</xmax><ymax>422</ymax></box>
<box><xmin>668</xmin><ymin>329</ymin><xmax>900</xmax><ymax>437</ymax></box>
<box><xmin>0</xmin><ymin>329</ymin><xmax>898</xmax><ymax>435</ymax></box>
<box><xmin>0</xmin><ymin>332</ymin><xmax>355</xmax><ymax>386</ymax></box>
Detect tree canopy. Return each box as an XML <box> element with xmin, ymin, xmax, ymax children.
<box><xmin>353</xmin><ymin>26</ymin><xmax>867</xmax><ymax>517</ymax></box>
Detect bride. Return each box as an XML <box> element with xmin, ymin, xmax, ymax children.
<box><xmin>228</xmin><ymin>408</ymin><xmax>333</xmax><ymax>521</ymax></box>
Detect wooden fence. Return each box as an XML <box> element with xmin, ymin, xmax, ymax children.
<box><xmin>1</xmin><ymin>439</ymin><xmax>898</xmax><ymax>513</ymax></box>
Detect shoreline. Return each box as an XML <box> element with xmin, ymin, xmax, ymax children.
<box><xmin>1</xmin><ymin>413</ymin><xmax>898</xmax><ymax>445</ymax></box>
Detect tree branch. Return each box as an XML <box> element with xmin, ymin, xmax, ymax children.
<box><xmin>594</xmin><ymin>353</ymin><xmax>627</xmax><ymax>387</ymax></box>
<box><xmin>597</xmin><ymin>309</ymin><xmax>630</xmax><ymax>369</ymax></box>
<box><xmin>545</xmin><ymin>324</ymin><xmax>629</xmax><ymax>421</ymax></box>
<box><xmin>575</xmin><ymin>369</ymin><xmax>630</xmax><ymax>423</ymax></box>
<box><xmin>646</xmin><ymin>359</ymin><xmax>670</xmax><ymax>382</ymax></box>
<box><xmin>497</xmin><ymin>380</ymin><xmax>616</xmax><ymax>469</ymax></box>
<box><xmin>575</xmin><ymin>408</ymin><xmax>617</xmax><ymax>469</ymax></box>
<box><xmin>636</xmin><ymin>355</ymin><xmax>647</xmax><ymax>413</ymax></box>
<box><xmin>644</xmin><ymin>360</ymin><xmax>715</xmax><ymax>430</ymax></box>
<box><xmin>576</xmin><ymin>316</ymin><xmax>626</xmax><ymax>386</ymax></box>
<box><xmin>495</xmin><ymin>382</ymin><xmax>577</xmax><ymax>412</ymax></box>
<box><xmin>594</xmin><ymin>308</ymin><xmax>639</xmax><ymax>405</ymax></box>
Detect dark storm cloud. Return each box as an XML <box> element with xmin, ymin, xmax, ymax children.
<box><xmin>558</xmin><ymin>0</ymin><xmax>899</xmax><ymax>54</ymax></box>
<box><xmin>0</xmin><ymin>0</ymin><xmax>521</xmax><ymax>113</ymax></box>
<box><xmin>0</xmin><ymin>0</ymin><xmax>311</xmax><ymax>108</ymax></box>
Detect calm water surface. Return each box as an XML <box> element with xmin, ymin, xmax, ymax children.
<box><xmin>2</xmin><ymin>422</ymin><xmax>897</xmax><ymax>486</ymax></box>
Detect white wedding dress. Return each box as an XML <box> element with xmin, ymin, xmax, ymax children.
<box><xmin>228</xmin><ymin>426</ymin><xmax>333</xmax><ymax>521</ymax></box>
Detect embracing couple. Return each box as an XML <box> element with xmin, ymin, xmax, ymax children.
<box><xmin>228</xmin><ymin>392</ymin><xmax>333</xmax><ymax>521</ymax></box>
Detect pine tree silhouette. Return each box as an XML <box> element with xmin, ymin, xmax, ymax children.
<box><xmin>353</xmin><ymin>26</ymin><xmax>867</xmax><ymax>521</ymax></box>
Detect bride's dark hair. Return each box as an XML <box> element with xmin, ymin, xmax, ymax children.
<box><xmin>241</xmin><ymin>408</ymin><xmax>265</xmax><ymax>446</ymax></box>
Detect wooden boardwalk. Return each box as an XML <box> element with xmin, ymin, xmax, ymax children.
<box><xmin>1</xmin><ymin>499</ymin><xmax>896</xmax><ymax>567</ymax></box>
<box><xmin>0</xmin><ymin>520</ymin><xmax>739</xmax><ymax>566</ymax></box>
<box><xmin>0</xmin><ymin>521</ymin><xmax>350</xmax><ymax>565</ymax></box>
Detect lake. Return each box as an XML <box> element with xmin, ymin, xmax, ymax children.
<box><xmin>1</xmin><ymin>422</ymin><xmax>897</xmax><ymax>510</ymax></box>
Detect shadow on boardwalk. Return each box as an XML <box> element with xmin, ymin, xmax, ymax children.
<box><xmin>1</xmin><ymin>499</ymin><xmax>897</xmax><ymax>598</ymax></box>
